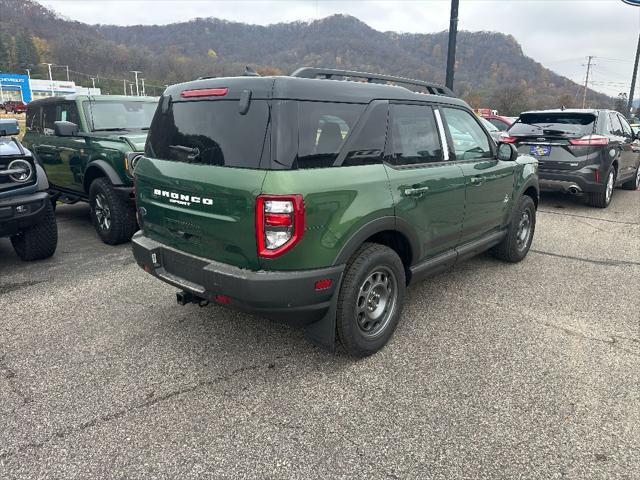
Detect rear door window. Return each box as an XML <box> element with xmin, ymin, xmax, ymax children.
<box><xmin>57</xmin><ymin>102</ymin><xmax>80</xmax><ymax>125</ymax></box>
<box><xmin>441</xmin><ymin>107</ymin><xmax>492</xmax><ymax>161</ymax></box>
<box><xmin>146</xmin><ymin>99</ymin><xmax>270</xmax><ymax>168</ymax></box>
<box><xmin>387</xmin><ymin>104</ymin><xmax>443</xmax><ymax>166</ymax></box>
<box><xmin>42</xmin><ymin>104</ymin><xmax>57</xmax><ymax>135</ymax></box>
<box><xmin>342</xmin><ymin>102</ymin><xmax>388</xmax><ymax>167</ymax></box>
<box><xmin>608</xmin><ymin>113</ymin><xmax>623</xmax><ymax>136</ymax></box>
<box><xmin>511</xmin><ymin>113</ymin><xmax>596</xmax><ymax>137</ymax></box>
<box><xmin>617</xmin><ymin>114</ymin><xmax>633</xmax><ymax>140</ymax></box>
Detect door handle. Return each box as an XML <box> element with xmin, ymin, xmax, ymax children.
<box><xmin>470</xmin><ymin>177</ymin><xmax>483</xmax><ymax>186</ymax></box>
<box><xmin>404</xmin><ymin>186</ymin><xmax>430</xmax><ymax>196</ymax></box>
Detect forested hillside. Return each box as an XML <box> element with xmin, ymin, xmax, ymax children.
<box><xmin>0</xmin><ymin>0</ymin><xmax>613</xmax><ymax>113</ymax></box>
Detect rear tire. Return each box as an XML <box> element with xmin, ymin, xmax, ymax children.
<box><xmin>491</xmin><ymin>195</ymin><xmax>536</xmax><ymax>263</ymax></box>
<box><xmin>586</xmin><ymin>168</ymin><xmax>615</xmax><ymax>208</ymax></box>
<box><xmin>11</xmin><ymin>201</ymin><xmax>58</xmax><ymax>261</ymax></box>
<box><xmin>621</xmin><ymin>164</ymin><xmax>640</xmax><ymax>191</ymax></box>
<box><xmin>89</xmin><ymin>177</ymin><xmax>136</xmax><ymax>245</ymax></box>
<box><xmin>336</xmin><ymin>243</ymin><xmax>406</xmax><ymax>357</ymax></box>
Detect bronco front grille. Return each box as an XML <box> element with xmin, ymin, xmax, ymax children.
<box><xmin>0</xmin><ymin>155</ymin><xmax>37</xmax><ymax>192</ymax></box>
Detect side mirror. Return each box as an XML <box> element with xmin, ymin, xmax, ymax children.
<box><xmin>497</xmin><ymin>142</ymin><xmax>518</xmax><ymax>162</ymax></box>
<box><xmin>54</xmin><ymin>121</ymin><xmax>79</xmax><ymax>137</ymax></box>
<box><xmin>0</xmin><ymin>119</ymin><xmax>20</xmax><ymax>136</ymax></box>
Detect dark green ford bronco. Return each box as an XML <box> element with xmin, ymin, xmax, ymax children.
<box><xmin>132</xmin><ymin>68</ymin><xmax>539</xmax><ymax>357</ymax></box>
<box><xmin>22</xmin><ymin>95</ymin><xmax>158</xmax><ymax>244</ymax></box>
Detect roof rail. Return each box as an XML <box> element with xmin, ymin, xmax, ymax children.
<box><xmin>290</xmin><ymin>67</ymin><xmax>454</xmax><ymax>97</ymax></box>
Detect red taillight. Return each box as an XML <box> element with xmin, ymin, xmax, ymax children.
<box><xmin>256</xmin><ymin>194</ymin><xmax>305</xmax><ymax>258</ymax></box>
<box><xmin>499</xmin><ymin>135</ymin><xmax>517</xmax><ymax>144</ymax></box>
<box><xmin>265</xmin><ymin>213</ymin><xmax>293</xmax><ymax>227</ymax></box>
<box><xmin>181</xmin><ymin>87</ymin><xmax>228</xmax><ymax>98</ymax></box>
<box><xmin>569</xmin><ymin>135</ymin><xmax>609</xmax><ymax>146</ymax></box>
<box><xmin>595</xmin><ymin>169</ymin><xmax>601</xmax><ymax>183</ymax></box>
<box><xmin>315</xmin><ymin>279</ymin><xmax>333</xmax><ymax>291</ymax></box>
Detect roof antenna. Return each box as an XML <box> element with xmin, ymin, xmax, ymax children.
<box><xmin>243</xmin><ymin>66</ymin><xmax>260</xmax><ymax>77</ymax></box>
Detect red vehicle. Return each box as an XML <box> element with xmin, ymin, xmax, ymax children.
<box><xmin>3</xmin><ymin>101</ymin><xmax>27</xmax><ymax>114</ymax></box>
<box><xmin>480</xmin><ymin>113</ymin><xmax>517</xmax><ymax>132</ymax></box>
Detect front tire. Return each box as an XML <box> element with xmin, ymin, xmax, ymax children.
<box><xmin>586</xmin><ymin>168</ymin><xmax>615</xmax><ymax>208</ymax></box>
<box><xmin>89</xmin><ymin>177</ymin><xmax>136</xmax><ymax>245</ymax></box>
<box><xmin>491</xmin><ymin>195</ymin><xmax>536</xmax><ymax>263</ymax></box>
<box><xmin>336</xmin><ymin>243</ymin><xmax>406</xmax><ymax>357</ymax></box>
<box><xmin>11</xmin><ymin>201</ymin><xmax>58</xmax><ymax>261</ymax></box>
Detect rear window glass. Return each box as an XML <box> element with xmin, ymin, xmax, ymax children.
<box><xmin>146</xmin><ymin>99</ymin><xmax>269</xmax><ymax>168</ymax></box>
<box><xmin>84</xmin><ymin>101</ymin><xmax>157</xmax><ymax>131</ymax></box>
<box><xmin>296</xmin><ymin>102</ymin><xmax>365</xmax><ymax>169</ymax></box>
<box><xmin>510</xmin><ymin>113</ymin><xmax>596</xmax><ymax>137</ymax></box>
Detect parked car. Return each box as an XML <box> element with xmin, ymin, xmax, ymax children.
<box><xmin>0</xmin><ymin>119</ymin><xmax>57</xmax><ymax>260</ymax></box>
<box><xmin>4</xmin><ymin>101</ymin><xmax>27</xmax><ymax>114</ymax></box>
<box><xmin>22</xmin><ymin>94</ymin><xmax>158</xmax><ymax>244</ymax></box>
<box><xmin>502</xmin><ymin>109</ymin><xmax>640</xmax><ymax>207</ymax></box>
<box><xmin>479</xmin><ymin>116</ymin><xmax>503</xmax><ymax>142</ymax></box>
<box><xmin>132</xmin><ymin>67</ymin><xmax>539</xmax><ymax>357</ymax></box>
<box><xmin>480</xmin><ymin>113</ymin><xmax>516</xmax><ymax>131</ymax></box>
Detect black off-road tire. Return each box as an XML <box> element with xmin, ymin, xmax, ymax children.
<box><xmin>89</xmin><ymin>177</ymin><xmax>136</xmax><ymax>245</ymax></box>
<box><xmin>621</xmin><ymin>164</ymin><xmax>640</xmax><ymax>190</ymax></box>
<box><xmin>585</xmin><ymin>168</ymin><xmax>615</xmax><ymax>208</ymax></box>
<box><xmin>11</xmin><ymin>200</ymin><xmax>58</xmax><ymax>261</ymax></box>
<box><xmin>491</xmin><ymin>195</ymin><xmax>536</xmax><ymax>263</ymax></box>
<box><xmin>336</xmin><ymin>243</ymin><xmax>406</xmax><ymax>358</ymax></box>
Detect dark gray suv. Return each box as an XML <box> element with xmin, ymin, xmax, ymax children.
<box><xmin>502</xmin><ymin>109</ymin><xmax>640</xmax><ymax>207</ymax></box>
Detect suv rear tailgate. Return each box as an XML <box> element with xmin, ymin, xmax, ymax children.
<box><xmin>135</xmin><ymin>158</ymin><xmax>266</xmax><ymax>270</ymax></box>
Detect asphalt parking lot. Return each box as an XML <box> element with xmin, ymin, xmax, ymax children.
<box><xmin>0</xmin><ymin>190</ymin><xmax>638</xmax><ymax>479</ymax></box>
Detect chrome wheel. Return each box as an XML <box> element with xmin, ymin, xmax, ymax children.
<box><xmin>355</xmin><ymin>266</ymin><xmax>398</xmax><ymax>339</ymax></box>
<box><xmin>94</xmin><ymin>193</ymin><xmax>111</xmax><ymax>231</ymax></box>
<box><xmin>605</xmin><ymin>170</ymin><xmax>614</xmax><ymax>203</ymax></box>
<box><xmin>516</xmin><ymin>209</ymin><xmax>532</xmax><ymax>251</ymax></box>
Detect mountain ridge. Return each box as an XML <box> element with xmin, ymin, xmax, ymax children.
<box><xmin>0</xmin><ymin>0</ymin><xmax>613</xmax><ymax>114</ymax></box>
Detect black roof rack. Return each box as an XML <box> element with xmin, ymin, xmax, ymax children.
<box><xmin>291</xmin><ymin>67</ymin><xmax>454</xmax><ymax>97</ymax></box>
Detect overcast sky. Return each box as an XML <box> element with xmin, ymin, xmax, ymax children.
<box><xmin>39</xmin><ymin>0</ymin><xmax>640</xmax><ymax>97</ymax></box>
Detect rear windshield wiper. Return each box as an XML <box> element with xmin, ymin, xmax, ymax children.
<box><xmin>93</xmin><ymin>127</ymin><xmax>131</xmax><ymax>132</ymax></box>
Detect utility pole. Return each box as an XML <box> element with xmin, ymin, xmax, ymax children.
<box><xmin>445</xmin><ymin>0</ymin><xmax>459</xmax><ymax>91</ymax></box>
<box><xmin>41</xmin><ymin>63</ymin><xmax>55</xmax><ymax>96</ymax></box>
<box><xmin>130</xmin><ymin>71</ymin><xmax>141</xmax><ymax>96</ymax></box>
<box><xmin>129</xmin><ymin>83</ymin><xmax>134</xmax><ymax>96</ymax></box>
<box><xmin>627</xmin><ymin>33</ymin><xmax>640</xmax><ymax>115</ymax></box>
<box><xmin>140</xmin><ymin>78</ymin><xmax>145</xmax><ymax>96</ymax></box>
<box><xmin>123</xmin><ymin>79</ymin><xmax>127</xmax><ymax>95</ymax></box>
<box><xmin>582</xmin><ymin>56</ymin><xmax>594</xmax><ymax>109</ymax></box>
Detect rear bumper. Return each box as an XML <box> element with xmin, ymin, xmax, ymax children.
<box><xmin>132</xmin><ymin>232</ymin><xmax>344</xmax><ymax>325</ymax></box>
<box><xmin>0</xmin><ymin>191</ymin><xmax>49</xmax><ymax>237</ymax></box>
<box><xmin>539</xmin><ymin>170</ymin><xmax>604</xmax><ymax>194</ymax></box>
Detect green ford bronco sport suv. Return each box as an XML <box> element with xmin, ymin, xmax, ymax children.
<box><xmin>132</xmin><ymin>68</ymin><xmax>539</xmax><ymax>357</ymax></box>
<box><xmin>22</xmin><ymin>95</ymin><xmax>158</xmax><ymax>244</ymax></box>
